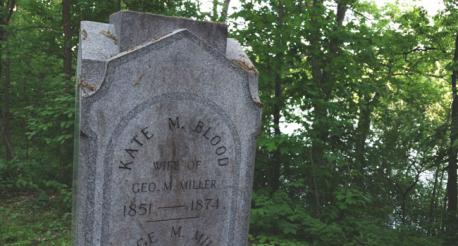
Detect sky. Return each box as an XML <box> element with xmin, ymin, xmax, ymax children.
<box><xmin>200</xmin><ymin>0</ymin><xmax>445</xmax><ymax>16</ymax></box>
<box><xmin>374</xmin><ymin>0</ymin><xmax>445</xmax><ymax>15</ymax></box>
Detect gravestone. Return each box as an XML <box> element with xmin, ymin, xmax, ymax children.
<box><xmin>73</xmin><ymin>11</ymin><xmax>261</xmax><ymax>246</ymax></box>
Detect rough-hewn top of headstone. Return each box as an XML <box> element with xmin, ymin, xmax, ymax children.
<box><xmin>109</xmin><ymin>10</ymin><xmax>228</xmax><ymax>53</ymax></box>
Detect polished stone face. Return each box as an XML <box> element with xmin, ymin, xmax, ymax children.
<box><xmin>75</xmin><ymin>11</ymin><xmax>260</xmax><ymax>246</ymax></box>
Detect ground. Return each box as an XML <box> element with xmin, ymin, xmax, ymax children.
<box><xmin>0</xmin><ymin>192</ymin><xmax>71</xmax><ymax>245</ymax></box>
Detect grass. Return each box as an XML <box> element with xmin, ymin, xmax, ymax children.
<box><xmin>0</xmin><ymin>192</ymin><xmax>72</xmax><ymax>245</ymax></box>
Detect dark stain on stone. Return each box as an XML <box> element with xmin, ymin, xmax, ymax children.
<box><xmin>100</xmin><ymin>30</ymin><xmax>118</xmax><ymax>44</ymax></box>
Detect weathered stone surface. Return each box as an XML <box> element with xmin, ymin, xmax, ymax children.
<box><xmin>74</xmin><ymin>12</ymin><xmax>260</xmax><ymax>246</ymax></box>
<box><xmin>109</xmin><ymin>11</ymin><xmax>228</xmax><ymax>53</ymax></box>
<box><xmin>77</xmin><ymin>21</ymin><xmax>119</xmax><ymax>96</ymax></box>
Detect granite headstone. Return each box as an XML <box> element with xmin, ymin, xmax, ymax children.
<box><xmin>74</xmin><ymin>11</ymin><xmax>261</xmax><ymax>246</ymax></box>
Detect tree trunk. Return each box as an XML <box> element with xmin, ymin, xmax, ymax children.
<box><xmin>308</xmin><ymin>0</ymin><xmax>325</xmax><ymax>217</ymax></box>
<box><xmin>439</xmin><ymin>168</ymin><xmax>446</xmax><ymax>232</ymax></box>
<box><xmin>445</xmin><ymin>32</ymin><xmax>458</xmax><ymax>243</ymax></box>
<box><xmin>220</xmin><ymin>0</ymin><xmax>231</xmax><ymax>22</ymax></box>
<box><xmin>63</xmin><ymin>0</ymin><xmax>72</xmax><ymax>78</ymax></box>
<box><xmin>354</xmin><ymin>92</ymin><xmax>379</xmax><ymax>186</ymax></box>
<box><xmin>1</xmin><ymin>42</ymin><xmax>13</xmax><ymax>161</ymax></box>
<box><xmin>211</xmin><ymin>0</ymin><xmax>218</xmax><ymax>22</ymax></box>
<box><xmin>271</xmin><ymin>72</ymin><xmax>282</xmax><ymax>192</ymax></box>
<box><xmin>115</xmin><ymin>0</ymin><xmax>122</xmax><ymax>11</ymax></box>
<box><xmin>269</xmin><ymin>0</ymin><xmax>285</xmax><ymax>192</ymax></box>
<box><xmin>354</xmin><ymin>95</ymin><xmax>371</xmax><ymax>185</ymax></box>
<box><xmin>308</xmin><ymin>0</ymin><xmax>347</xmax><ymax>216</ymax></box>
<box><xmin>428</xmin><ymin>163</ymin><xmax>441</xmax><ymax>235</ymax></box>
<box><xmin>1</xmin><ymin>0</ymin><xmax>16</xmax><ymax>161</ymax></box>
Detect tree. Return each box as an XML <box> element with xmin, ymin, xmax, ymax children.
<box><xmin>445</xmin><ymin>24</ymin><xmax>458</xmax><ymax>246</ymax></box>
<box><xmin>307</xmin><ymin>0</ymin><xmax>351</xmax><ymax>216</ymax></box>
<box><xmin>1</xmin><ymin>0</ymin><xmax>16</xmax><ymax>161</ymax></box>
<box><xmin>63</xmin><ymin>0</ymin><xmax>72</xmax><ymax>78</ymax></box>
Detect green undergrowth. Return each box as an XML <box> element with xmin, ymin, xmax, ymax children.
<box><xmin>0</xmin><ymin>192</ymin><xmax>72</xmax><ymax>245</ymax></box>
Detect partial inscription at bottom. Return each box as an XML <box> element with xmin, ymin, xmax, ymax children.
<box><xmin>135</xmin><ymin>228</ymin><xmax>216</xmax><ymax>246</ymax></box>
<box><xmin>102</xmin><ymin>94</ymin><xmax>240</xmax><ymax>245</ymax></box>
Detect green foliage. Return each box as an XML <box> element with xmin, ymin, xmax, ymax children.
<box><xmin>123</xmin><ymin>0</ymin><xmax>203</xmax><ymax>18</ymax></box>
<box><xmin>235</xmin><ymin>0</ymin><xmax>454</xmax><ymax>245</ymax></box>
<box><xmin>0</xmin><ymin>0</ymin><xmax>457</xmax><ymax>245</ymax></box>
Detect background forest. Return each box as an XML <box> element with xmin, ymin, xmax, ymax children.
<box><xmin>1</xmin><ymin>0</ymin><xmax>458</xmax><ymax>245</ymax></box>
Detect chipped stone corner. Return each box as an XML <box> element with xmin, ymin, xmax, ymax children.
<box><xmin>77</xmin><ymin>21</ymin><xmax>120</xmax><ymax>97</ymax></box>
<box><xmin>226</xmin><ymin>38</ymin><xmax>262</xmax><ymax>108</ymax></box>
